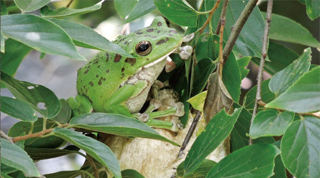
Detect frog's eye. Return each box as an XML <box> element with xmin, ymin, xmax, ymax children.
<box><xmin>136</xmin><ymin>41</ymin><xmax>152</xmax><ymax>56</ymax></box>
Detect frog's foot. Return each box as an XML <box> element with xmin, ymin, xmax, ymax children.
<box><xmin>67</xmin><ymin>95</ymin><xmax>93</xmax><ymax>116</ymax></box>
<box><xmin>183</xmin><ymin>33</ymin><xmax>195</xmax><ymax>42</ymax></box>
<box><xmin>134</xmin><ymin>99</ymin><xmax>184</xmax><ymax>132</ymax></box>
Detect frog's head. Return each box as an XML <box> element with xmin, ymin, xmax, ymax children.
<box><xmin>115</xmin><ymin>16</ymin><xmax>183</xmax><ymax>69</ymax></box>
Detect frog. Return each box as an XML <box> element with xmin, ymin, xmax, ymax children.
<box><xmin>68</xmin><ymin>17</ymin><xmax>189</xmax><ymax>131</ymax></box>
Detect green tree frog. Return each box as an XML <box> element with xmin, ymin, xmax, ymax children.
<box><xmin>68</xmin><ymin>17</ymin><xmax>187</xmax><ymax>130</ymax></box>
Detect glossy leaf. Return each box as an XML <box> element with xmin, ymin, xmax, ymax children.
<box><xmin>252</xmin><ymin>42</ymin><xmax>298</xmax><ymax>75</ymax></box>
<box><xmin>269</xmin><ymin>48</ymin><xmax>311</xmax><ymax>95</ymax></box>
<box><xmin>192</xmin><ymin>58</ymin><xmax>216</xmax><ymax>96</ymax></box>
<box><xmin>114</xmin><ymin>0</ymin><xmax>138</xmax><ymax>19</ymax></box>
<box><xmin>207</xmin><ymin>0</ymin><xmax>264</xmax><ymax>57</ymax></box>
<box><xmin>249</xmin><ymin>109</ymin><xmax>294</xmax><ymax>139</ymax></box>
<box><xmin>237</xmin><ymin>57</ymin><xmax>251</xmax><ymax>80</ymax></box>
<box><xmin>265</xmin><ymin>12</ymin><xmax>320</xmax><ymax>48</ymax></box>
<box><xmin>124</xmin><ymin>0</ymin><xmax>156</xmax><ymax>23</ymax></box>
<box><xmin>0</xmin><ymin>39</ymin><xmax>31</xmax><ymax>77</ymax></box>
<box><xmin>8</xmin><ymin>118</ymin><xmax>65</xmax><ymax>148</ymax></box>
<box><xmin>244</xmin><ymin>79</ymin><xmax>275</xmax><ymax>113</ymax></box>
<box><xmin>305</xmin><ymin>0</ymin><xmax>320</xmax><ymax>20</ymax></box>
<box><xmin>51</xmin><ymin>128</ymin><xmax>121</xmax><ymax>178</ymax></box>
<box><xmin>14</xmin><ymin>0</ymin><xmax>50</xmax><ymax>12</ymax></box>
<box><xmin>1</xmin><ymin>138</ymin><xmax>40</xmax><ymax>177</ymax></box>
<box><xmin>222</xmin><ymin>52</ymin><xmax>241</xmax><ymax>103</ymax></box>
<box><xmin>266</xmin><ymin>67</ymin><xmax>320</xmax><ymax>113</ymax></box>
<box><xmin>177</xmin><ymin>160</ymin><xmax>217</xmax><ymax>178</ymax></box>
<box><xmin>0</xmin><ymin>96</ymin><xmax>37</xmax><ymax>122</ymax></box>
<box><xmin>1</xmin><ymin>71</ymin><xmax>61</xmax><ymax>119</ymax></box>
<box><xmin>184</xmin><ymin>108</ymin><xmax>242</xmax><ymax>176</ymax></box>
<box><xmin>40</xmin><ymin>1</ymin><xmax>103</xmax><ymax>18</ymax></box>
<box><xmin>206</xmin><ymin>144</ymin><xmax>280</xmax><ymax>178</ymax></box>
<box><xmin>281</xmin><ymin>116</ymin><xmax>320</xmax><ymax>178</ymax></box>
<box><xmin>69</xmin><ymin>113</ymin><xmax>178</xmax><ymax>146</ymax></box>
<box><xmin>52</xmin><ymin>99</ymin><xmax>72</xmax><ymax>124</ymax></box>
<box><xmin>1</xmin><ymin>14</ymin><xmax>85</xmax><ymax>60</ymax></box>
<box><xmin>154</xmin><ymin>0</ymin><xmax>198</xmax><ymax>27</ymax></box>
<box><xmin>122</xmin><ymin>169</ymin><xmax>144</xmax><ymax>178</ymax></box>
<box><xmin>49</xmin><ymin>18</ymin><xmax>132</xmax><ymax>57</ymax></box>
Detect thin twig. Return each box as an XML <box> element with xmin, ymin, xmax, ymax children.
<box><xmin>218</xmin><ymin>0</ymin><xmax>228</xmax><ymax>77</ymax></box>
<box><xmin>66</xmin><ymin>0</ymin><xmax>74</xmax><ymax>8</ymax></box>
<box><xmin>198</xmin><ymin>0</ymin><xmax>221</xmax><ymax>35</ymax></box>
<box><xmin>1</xmin><ymin>130</ymin><xmax>14</xmax><ymax>143</ymax></box>
<box><xmin>177</xmin><ymin>110</ymin><xmax>201</xmax><ymax>158</ymax></box>
<box><xmin>87</xmin><ymin>155</ymin><xmax>99</xmax><ymax>178</ymax></box>
<box><xmin>249</xmin><ymin>0</ymin><xmax>273</xmax><ymax>145</ymax></box>
<box><xmin>222</xmin><ymin>0</ymin><xmax>259</xmax><ymax>65</ymax></box>
<box><xmin>215</xmin><ymin>0</ymin><xmax>228</xmax><ymax>35</ymax></box>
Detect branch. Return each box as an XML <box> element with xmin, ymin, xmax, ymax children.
<box><xmin>198</xmin><ymin>0</ymin><xmax>221</xmax><ymax>35</ymax></box>
<box><xmin>218</xmin><ymin>0</ymin><xmax>229</xmax><ymax>76</ymax></box>
<box><xmin>1</xmin><ymin>130</ymin><xmax>13</xmax><ymax>143</ymax></box>
<box><xmin>222</xmin><ymin>0</ymin><xmax>259</xmax><ymax>64</ymax></box>
<box><xmin>249</xmin><ymin>0</ymin><xmax>274</xmax><ymax>145</ymax></box>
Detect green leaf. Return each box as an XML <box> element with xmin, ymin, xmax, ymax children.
<box><xmin>195</xmin><ymin>33</ymin><xmax>217</xmax><ymax>61</ymax></box>
<box><xmin>1</xmin><ymin>71</ymin><xmax>61</xmax><ymax>119</ymax></box>
<box><xmin>52</xmin><ymin>99</ymin><xmax>72</xmax><ymax>124</ymax></box>
<box><xmin>177</xmin><ymin>159</ymin><xmax>217</xmax><ymax>178</ymax></box>
<box><xmin>25</xmin><ymin>146</ymin><xmax>80</xmax><ymax>161</ymax></box>
<box><xmin>0</xmin><ymin>96</ymin><xmax>37</xmax><ymax>122</ymax></box>
<box><xmin>252</xmin><ymin>42</ymin><xmax>299</xmax><ymax>75</ymax></box>
<box><xmin>306</xmin><ymin>0</ymin><xmax>320</xmax><ymax>20</ymax></box>
<box><xmin>122</xmin><ymin>169</ymin><xmax>144</xmax><ymax>178</ymax></box>
<box><xmin>230</xmin><ymin>107</ymin><xmax>252</xmax><ymax>152</ymax></box>
<box><xmin>1</xmin><ymin>163</ymin><xmax>20</xmax><ymax>176</ymax></box>
<box><xmin>222</xmin><ymin>52</ymin><xmax>241</xmax><ymax>103</ymax></box>
<box><xmin>1</xmin><ymin>138</ymin><xmax>40</xmax><ymax>177</ymax></box>
<box><xmin>69</xmin><ymin>113</ymin><xmax>179</xmax><ymax>146</ymax></box>
<box><xmin>281</xmin><ymin>116</ymin><xmax>320</xmax><ymax>178</ymax></box>
<box><xmin>8</xmin><ymin>118</ymin><xmax>65</xmax><ymax>148</ymax></box>
<box><xmin>14</xmin><ymin>0</ymin><xmax>50</xmax><ymax>12</ymax></box>
<box><xmin>51</xmin><ymin>128</ymin><xmax>121</xmax><ymax>178</ymax></box>
<box><xmin>266</xmin><ymin>66</ymin><xmax>320</xmax><ymax>113</ymax></box>
<box><xmin>114</xmin><ymin>0</ymin><xmax>138</xmax><ymax>19</ymax></box>
<box><xmin>183</xmin><ymin>108</ymin><xmax>242</xmax><ymax>176</ymax></box>
<box><xmin>237</xmin><ymin>57</ymin><xmax>251</xmax><ymax>80</ymax></box>
<box><xmin>265</xmin><ymin>12</ymin><xmax>320</xmax><ymax>48</ymax></box>
<box><xmin>269</xmin><ymin>48</ymin><xmax>311</xmax><ymax>96</ymax></box>
<box><xmin>154</xmin><ymin>0</ymin><xmax>198</xmax><ymax>27</ymax></box>
<box><xmin>1</xmin><ymin>14</ymin><xmax>85</xmax><ymax>60</ymax></box>
<box><xmin>207</xmin><ymin>0</ymin><xmax>265</xmax><ymax>57</ymax></box>
<box><xmin>1</xmin><ymin>31</ymin><xmax>4</xmax><ymax>53</ymax></box>
<box><xmin>1</xmin><ymin>0</ymin><xmax>8</xmax><ymax>15</ymax></box>
<box><xmin>40</xmin><ymin>1</ymin><xmax>102</xmax><ymax>18</ymax></box>
<box><xmin>124</xmin><ymin>0</ymin><xmax>156</xmax><ymax>23</ymax></box>
<box><xmin>0</xmin><ymin>39</ymin><xmax>31</xmax><ymax>78</ymax></box>
<box><xmin>206</xmin><ymin>144</ymin><xmax>280</xmax><ymax>178</ymax></box>
<box><xmin>244</xmin><ymin>79</ymin><xmax>275</xmax><ymax>113</ymax></box>
<box><xmin>192</xmin><ymin>58</ymin><xmax>216</xmax><ymax>96</ymax></box>
<box><xmin>187</xmin><ymin>91</ymin><xmax>207</xmax><ymax>112</ymax></box>
<box><xmin>249</xmin><ymin>109</ymin><xmax>294</xmax><ymax>139</ymax></box>
<box><xmin>48</xmin><ymin>18</ymin><xmax>132</xmax><ymax>57</ymax></box>
<box><xmin>44</xmin><ymin>170</ymin><xmax>83</xmax><ymax>178</ymax></box>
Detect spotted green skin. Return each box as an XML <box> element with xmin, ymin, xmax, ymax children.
<box><xmin>73</xmin><ymin>17</ymin><xmax>183</xmax><ymax>116</ymax></box>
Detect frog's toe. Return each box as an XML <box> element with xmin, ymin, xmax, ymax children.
<box><xmin>183</xmin><ymin>33</ymin><xmax>195</xmax><ymax>42</ymax></box>
<box><xmin>178</xmin><ymin>45</ymin><xmax>193</xmax><ymax>60</ymax></box>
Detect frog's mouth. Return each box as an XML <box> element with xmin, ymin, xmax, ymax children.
<box><xmin>143</xmin><ymin>47</ymin><xmax>179</xmax><ymax>69</ymax></box>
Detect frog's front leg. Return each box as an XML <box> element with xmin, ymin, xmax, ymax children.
<box><xmin>68</xmin><ymin>95</ymin><xmax>93</xmax><ymax>116</ymax></box>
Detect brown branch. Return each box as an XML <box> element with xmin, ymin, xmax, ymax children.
<box><xmin>198</xmin><ymin>0</ymin><xmax>221</xmax><ymax>35</ymax></box>
<box><xmin>218</xmin><ymin>0</ymin><xmax>228</xmax><ymax>77</ymax></box>
<box><xmin>13</xmin><ymin>124</ymin><xmax>69</xmax><ymax>143</ymax></box>
<box><xmin>249</xmin><ymin>0</ymin><xmax>274</xmax><ymax>145</ymax></box>
<box><xmin>66</xmin><ymin>0</ymin><xmax>74</xmax><ymax>8</ymax></box>
<box><xmin>87</xmin><ymin>155</ymin><xmax>99</xmax><ymax>178</ymax></box>
<box><xmin>1</xmin><ymin>130</ymin><xmax>14</xmax><ymax>143</ymax></box>
<box><xmin>222</xmin><ymin>0</ymin><xmax>259</xmax><ymax>65</ymax></box>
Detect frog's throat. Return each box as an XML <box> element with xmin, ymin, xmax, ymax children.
<box><xmin>143</xmin><ymin>47</ymin><xmax>178</xmax><ymax>69</ymax></box>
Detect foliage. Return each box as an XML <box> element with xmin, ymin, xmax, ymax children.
<box><xmin>1</xmin><ymin>0</ymin><xmax>319</xmax><ymax>178</ymax></box>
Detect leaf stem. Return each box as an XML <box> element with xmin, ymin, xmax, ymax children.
<box><xmin>197</xmin><ymin>0</ymin><xmax>222</xmax><ymax>35</ymax></box>
<box><xmin>249</xmin><ymin>0</ymin><xmax>273</xmax><ymax>145</ymax></box>
<box><xmin>222</xmin><ymin>0</ymin><xmax>259</xmax><ymax>64</ymax></box>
